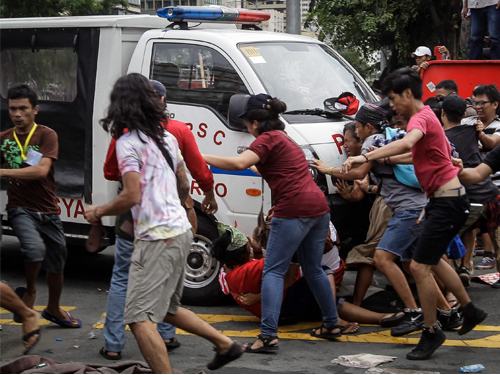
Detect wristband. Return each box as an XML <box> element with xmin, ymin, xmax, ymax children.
<box><xmin>368</xmin><ymin>185</ymin><xmax>374</xmax><ymax>194</ymax></box>
<box><xmin>363</xmin><ymin>154</ymin><xmax>369</xmax><ymax>163</ymax></box>
<box><xmin>327</xmin><ymin>167</ymin><xmax>334</xmax><ymax>175</ymax></box>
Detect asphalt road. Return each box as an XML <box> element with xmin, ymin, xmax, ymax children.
<box><xmin>1</xmin><ymin>235</ymin><xmax>499</xmax><ymax>374</ymax></box>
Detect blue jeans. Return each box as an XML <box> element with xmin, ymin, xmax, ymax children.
<box><xmin>104</xmin><ymin>235</ymin><xmax>176</xmax><ymax>352</ymax></box>
<box><xmin>470</xmin><ymin>5</ymin><xmax>500</xmax><ymax>60</ymax></box>
<box><xmin>261</xmin><ymin>212</ymin><xmax>338</xmax><ymax>337</ymax></box>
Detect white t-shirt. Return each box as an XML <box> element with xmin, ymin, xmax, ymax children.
<box><xmin>321</xmin><ymin>222</ymin><xmax>341</xmax><ymax>272</ymax></box>
<box><xmin>117</xmin><ymin>129</ymin><xmax>191</xmax><ymax>241</ymax></box>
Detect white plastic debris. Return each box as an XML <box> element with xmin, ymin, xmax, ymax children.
<box><xmin>332</xmin><ymin>354</ymin><xmax>396</xmax><ymax>369</ymax></box>
<box><xmin>73</xmin><ymin>345</ymin><xmax>79</xmax><ymax>349</ymax></box>
<box><xmin>88</xmin><ymin>331</ymin><xmax>97</xmax><ymax>339</ymax></box>
<box><xmin>366</xmin><ymin>367</ymin><xmax>439</xmax><ymax>374</ymax></box>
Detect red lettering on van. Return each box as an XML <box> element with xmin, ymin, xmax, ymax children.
<box><xmin>74</xmin><ymin>200</ymin><xmax>86</xmax><ymax>218</ymax></box>
<box><xmin>198</xmin><ymin>123</ymin><xmax>207</xmax><ymax>138</ymax></box>
<box><xmin>332</xmin><ymin>134</ymin><xmax>345</xmax><ymax>155</ymax></box>
<box><xmin>186</xmin><ymin>123</ymin><xmax>193</xmax><ymax>131</ymax></box>
<box><xmin>215</xmin><ymin>183</ymin><xmax>227</xmax><ymax>198</ymax></box>
<box><xmin>191</xmin><ymin>180</ymin><xmax>202</xmax><ymax>195</ymax></box>
<box><xmin>214</xmin><ymin>130</ymin><xmax>225</xmax><ymax>145</ymax></box>
<box><xmin>62</xmin><ymin>198</ymin><xmax>74</xmax><ymax>217</ymax></box>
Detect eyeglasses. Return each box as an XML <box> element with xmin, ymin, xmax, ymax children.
<box><xmin>472</xmin><ymin>100</ymin><xmax>492</xmax><ymax>108</ymax></box>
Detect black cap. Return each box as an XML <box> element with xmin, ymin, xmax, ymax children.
<box><xmin>441</xmin><ymin>95</ymin><xmax>466</xmax><ymax>118</ymax></box>
<box><xmin>238</xmin><ymin>93</ymin><xmax>273</xmax><ymax>118</ymax></box>
<box><xmin>150</xmin><ymin>79</ymin><xmax>167</xmax><ymax>99</ymax></box>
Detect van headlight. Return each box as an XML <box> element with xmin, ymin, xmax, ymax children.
<box><xmin>301</xmin><ymin>145</ymin><xmax>328</xmax><ymax>194</ymax></box>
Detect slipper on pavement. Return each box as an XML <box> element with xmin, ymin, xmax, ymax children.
<box><xmin>99</xmin><ymin>347</ymin><xmax>122</xmax><ymax>360</ymax></box>
<box><xmin>22</xmin><ymin>328</ymin><xmax>41</xmax><ymax>355</ymax></box>
<box><xmin>165</xmin><ymin>337</ymin><xmax>181</xmax><ymax>350</ymax></box>
<box><xmin>42</xmin><ymin>309</ymin><xmax>82</xmax><ymax>328</ymax></box>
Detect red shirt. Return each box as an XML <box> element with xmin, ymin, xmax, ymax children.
<box><xmin>407</xmin><ymin>106</ymin><xmax>460</xmax><ymax>196</ymax></box>
<box><xmin>248</xmin><ymin>130</ymin><xmax>329</xmax><ymax>218</ymax></box>
<box><xmin>103</xmin><ymin>119</ymin><xmax>213</xmax><ymax>192</ymax></box>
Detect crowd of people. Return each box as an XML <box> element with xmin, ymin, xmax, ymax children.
<box><xmin>0</xmin><ymin>57</ymin><xmax>498</xmax><ymax>371</ymax></box>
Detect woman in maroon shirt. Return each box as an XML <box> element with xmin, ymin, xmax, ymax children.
<box><xmin>204</xmin><ymin>94</ymin><xmax>340</xmax><ymax>353</ymax></box>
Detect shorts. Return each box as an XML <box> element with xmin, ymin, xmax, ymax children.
<box><xmin>477</xmin><ymin>195</ymin><xmax>500</xmax><ymax>234</ymax></box>
<box><xmin>7</xmin><ymin>207</ymin><xmax>67</xmax><ymax>273</ymax></box>
<box><xmin>377</xmin><ymin>209</ymin><xmax>423</xmax><ymax>262</ymax></box>
<box><xmin>457</xmin><ymin>202</ymin><xmax>486</xmax><ymax>236</ymax></box>
<box><xmin>123</xmin><ymin>230</ymin><xmax>193</xmax><ymax>325</ymax></box>
<box><xmin>413</xmin><ymin>196</ymin><xmax>469</xmax><ymax>266</ymax></box>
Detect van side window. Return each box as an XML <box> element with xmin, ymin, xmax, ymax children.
<box><xmin>150</xmin><ymin>43</ymin><xmax>249</xmax><ymax>118</ymax></box>
<box><xmin>1</xmin><ymin>49</ymin><xmax>77</xmax><ymax>102</ymax></box>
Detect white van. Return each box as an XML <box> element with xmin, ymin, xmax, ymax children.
<box><xmin>0</xmin><ymin>7</ymin><xmax>376</xmax><ymax>305</ymax></box>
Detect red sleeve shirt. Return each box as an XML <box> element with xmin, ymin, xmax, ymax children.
<box><xmin>407</xmin><ymin>106</ymin><xmax>460</xmax><ymax>196</ymax></box>
<box><xmin>225</xmin><ymin>259</ymin><xmax>266</xmax><ymax>318</ymax></box>
<box><xmin>103</xmin><ymin>120</ymin><xmax>214</xmax><ymax>192</ymax></box>
<box><xmin>248</xmin><ymin>130</ymin><xmax>329</xmax><ymax>218</ymax></box>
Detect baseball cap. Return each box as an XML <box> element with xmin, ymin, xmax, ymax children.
<box><xmin>150</xmin><ymin>79</ymin><xmax>167</xmax><ymax>99</ymax></box>
<box><xmin>238</xmin><ymin>93</ymin><xmax>273</xmax><ymax>118</ymax></box>
<box><xmin>441</xmin><ymin>95</ymin><xmax>466</xmax><ymax>118</ymax></box>
<box><xmin>411</xmin><ymin>46</ymin><xmax>432</xmax><ymax>58</ymax></box>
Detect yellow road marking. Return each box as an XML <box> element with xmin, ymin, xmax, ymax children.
<box><xmin>4</xmin><ymin>311</ymin><xmax>500</xmax><ymax>348</ymax></box>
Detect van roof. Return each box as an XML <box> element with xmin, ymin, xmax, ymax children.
<box><xmin>0</xmin><ymin>15</ymin><xmax>172</xmax><ymax>29</ymax></box>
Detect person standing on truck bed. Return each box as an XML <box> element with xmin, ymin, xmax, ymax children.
<box><xmin>0</xmin><ymin>84</ymin><xmax>82</xmax><ymax>329</ymax></box>
<box><xmin>98</xmin><ymin>79</ymin><xmax>218</xmax><ymax>361</ymax></box>
<box><xmin>204</xmin><ymin>94</ymin><xmax>342</xmax><ymax>353</ymax></box>
<box><xmin>464</xmin><ymin>0</ymin><xmax>500</xmax><ymax>60</ymax></box>
<box><xmin>84</xmin><ymin>73</ymin><xmax>243</xmax><ymax>373</ymax></box>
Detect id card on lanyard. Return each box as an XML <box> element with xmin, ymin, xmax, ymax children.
<box><xmin>13</xmin><ymin>123</ymin><xmax>42</xmax><ymax>165</ymax></box>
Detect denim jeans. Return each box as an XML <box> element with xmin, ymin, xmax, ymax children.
<box><xmin>470</xmin><ymin>5</ymin><xmax>500</xmax><ymax>60</ymax></box>
<box><xmin>261</xmin><ymin>212</ymin><xmax>338</xmax><ymax>337</ymax></box>
<box><xmin>104</xmin><ymin>235</ymin><xmax>176</xmax><ymax>352</ymax></box>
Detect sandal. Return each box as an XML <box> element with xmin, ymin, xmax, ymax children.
<box><xmin>244</xmin><ymin>334</ymin><xmax>279</xmax><ymax>353</ymax></box>
<box><xmin>164</xmin><ymin>337</ymin><xmax>181</xmax><ymax>350</ymax></box>
<box><xmin>380</xmin><ymin>312</ymin><xmax>405</xmax><ymax>328</ymax></box>
<box><xmin>22</xmin><ymin>328</ymin><xmax>41</xmax><ymax>355</ymax></box>
<box><xmin>207</xmin><ymin>341</ymin><xmax>244</xmax><ymax>370</ymax></box>
<box><xmin>99</xmin><ymin>347</ymin><xmax>122</xmax><ymax>360</ymax></box>
<box><xmin>310</xmin><ymin>324</ymin><xmax>342</xmax><ymax>340</ymax></box>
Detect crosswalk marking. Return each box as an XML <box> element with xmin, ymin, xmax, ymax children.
<box><xmin>3</xmin><ymin>310</ymin><xmax>500</xmax><ymax>348</ymax></box>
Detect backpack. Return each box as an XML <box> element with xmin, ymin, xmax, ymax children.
<box><xmin>385</xmin><ymin>127</ymin><xmax>422</xmax><ymax>189</ymax></box>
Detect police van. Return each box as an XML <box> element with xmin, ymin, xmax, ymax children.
<box><xmin>0</xmin><ymin>6</ymin><xmax>376</xmax><ymax>305</ymax></box>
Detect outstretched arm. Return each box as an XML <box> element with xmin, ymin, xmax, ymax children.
<box><xmin>204</xmin><ymin>150</ymin><xmax>260</xmax><ymax>171</ymax></box>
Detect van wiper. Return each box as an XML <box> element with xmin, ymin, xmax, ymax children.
<box><xmin>283</xmin><ymin>108</ymin><xmax>353</xmax><ymax>120</ymax></box>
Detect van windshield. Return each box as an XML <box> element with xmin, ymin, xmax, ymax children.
<box><xmin>239</xmin><ymin>42</ymin><xmax>374</xmax><ymax>112</ymax></box>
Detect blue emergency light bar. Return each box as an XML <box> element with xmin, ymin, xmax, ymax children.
<box><xmin>157</xmin><ymin>5</ymin><xmax>270</xmax><ymax>23</ymax></box>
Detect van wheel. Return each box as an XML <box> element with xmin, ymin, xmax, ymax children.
<box><xmin>181</xmin><ymin>215</ymin><xmax>225</xmax><ymax>306</ymax></box>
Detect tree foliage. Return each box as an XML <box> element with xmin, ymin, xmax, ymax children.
<box><xmin>0</xmin><ymin>0</ymin><xmax>129</xmax><ymax>18</ymax></box>
<box><xmin>307</xmin><ymin>0</ymin><xmax>462</xmax><ymax>75</ymax></box>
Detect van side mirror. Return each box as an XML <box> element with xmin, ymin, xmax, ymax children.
<box><xmin>228</xmin><ymin>94</ymin><xmax>250</xmax><ymax>131</ymax></box>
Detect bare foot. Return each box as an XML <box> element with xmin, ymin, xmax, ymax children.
<box><xmin>339</xmin><ymin>322</ymin><xmax>360</xmax><ymax>334</ymax></box>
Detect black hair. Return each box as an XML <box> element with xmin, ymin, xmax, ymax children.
<box><xmin>7</xmin><ymin>84</ymin><xmax>38</xmax><ymax>108</ymax></box>
<box><xmin>212</xmin><ymin>230</ymin><xmax>248</xmax><ymax>269</ymax></box>
<box><xmin>242</xmin><ymin>97</ymin><xmax>287</xmax><ymax>135</ymax></box>
<box><xmin>442</xmin><ymin>110</ymin><xmax>463</xmax><ymax>124</ymax></box>
<box><xmin>436</xmin><ymin>79</ymin><xmax>459</xmax><ymax>94</ymax></box>
<box><xmin>343</xmin><ymin>121</ymin><xmax>360</xmax><ymax>142</ymax></box>
<box><xmin>372</xmin><ymin>88</ymin><xmax>385</xmax><ymax>99</ymax></box>
<box><xmin>381</xmin><ymin>67</ymin><xmax>423</xmax><ymax>100</ymax></box>
<box><xmin>473</xmin><ymin>84</ymin><xmax>500</xmax><ymax>103</ymax></box>
<box><xmin>423</xmin><ymin>97</ymin><xmax>443</xmax><ymax>125</ymax></box>
<box><xmin>100</xmin><ymin>73</ymin><xmax>168</xmax><ymax>144</ymax></box>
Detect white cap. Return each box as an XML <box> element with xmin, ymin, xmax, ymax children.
<box><xmin>411</xmin><ymin>46</ymin><xmax>432</xmax><ymax>58</ymax></box>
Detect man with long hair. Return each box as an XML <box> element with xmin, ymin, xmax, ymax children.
<box><xmin>84</xmin><ymin>73</ymin><xmax>243</xmax><ymax>373</ymax></box>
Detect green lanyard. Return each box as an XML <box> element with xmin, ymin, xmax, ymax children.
<box><xmin>13</xmin><ymin>123</ymin><xmax>38</xmax><ymax>161</ymax></box>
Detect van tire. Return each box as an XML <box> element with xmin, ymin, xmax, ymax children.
<box><xmin>181</xmin><ymin>214</ymin><xmax>225</xmax><ymax>306</ymax></box>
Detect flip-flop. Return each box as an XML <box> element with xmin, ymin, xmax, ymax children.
<box><xmin>13</xmin><ymin>287</ymin><xmax>27</xmax><ymax>323</ymax></box>
<box><xmin>42</xmin><ymin>309</ymin><xmax>82</xmax><ymax>328</ymax></box>
<box><xmin>380</xmin><ymin>312</ymin><xmax>406</xmax><ymax>328</ymax></box>
<box><xmin>22</xmin><ymin>328</ymin><xmax>41</xmax><ymax>355</ymax></box>
<box><xmin>165</xmin><ymin>337</ymin><xmax>181</xmax><ymax>350</ymax></box>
